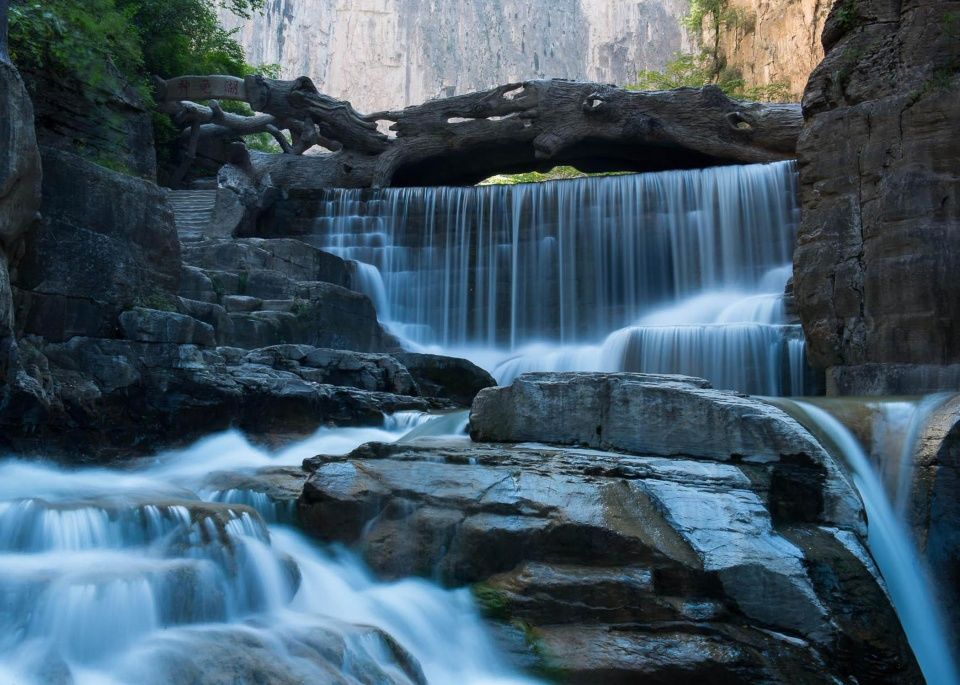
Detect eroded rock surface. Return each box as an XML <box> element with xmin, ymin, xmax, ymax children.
<box><xmin>0</xmin><ymin>337</ymin><xmax>487</xmax><ymax>459</ymax></box>
<box><xmin>300</xmin><ymin>372</ymin><xmax>919</xmax><ymax>682</ymax></box>
<box><xmin>794</xmin><ymin>0</ymin><xmax>960</xmax><ymax>393</ymax></box>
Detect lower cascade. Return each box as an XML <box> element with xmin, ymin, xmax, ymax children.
<box><xmin>772</xmin><ymin>396</ymin><xmax>960</xmax><ymax>684</ymax></box>
<box><xmin>308</xmin><ymin>161</ymin><xmax>809</xmax><ymax>395</ymax></box>
<box><xmin>0</xmin><ymin>417</ymin><xmax>535</xmax><ymax>685</ymax></box>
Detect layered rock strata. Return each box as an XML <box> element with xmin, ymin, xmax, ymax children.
<box><xmin>298</xmin><ymin>372</ymin><xmax>920</xmax><ymax>683</ymax></box>
<box><xmin>794</xmin><ymin>0</ymin><xmax>960</xmax><ymax>393</ymax></box>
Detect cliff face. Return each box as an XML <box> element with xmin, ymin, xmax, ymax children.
<box><xmin>219</xmin><ymin>0</ymin><xmax>690</xmax><ymax>113</ymax></box>
<box><xmin>717</xmin><ymin>0</ymin><xmax>830</xmax><ymax>98</ymax></box>
<box><xmin>794</xmin><ymin>0</ymin><xmax>960</xmax><ymax>393</ymax></box>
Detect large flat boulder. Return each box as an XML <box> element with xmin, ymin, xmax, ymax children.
<box><xmin>298</xmin><ymin>435</ymin><xmax>917</xmax><ymax>682</ymax></box>
<box><xmin>470</xmin><ymin>372</ymin><xmax>861</xmax><ymax>530</ymax></box>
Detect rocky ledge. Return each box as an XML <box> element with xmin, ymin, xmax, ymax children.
<box><xmin>293</xmin><ymin>372</ymin><xmax>919</xmax><ymax>683</ymax></box>
<box><xmin>1</xmin><ymin>337</ymin><xmax>492</xmax><ymax>460</ymax></box>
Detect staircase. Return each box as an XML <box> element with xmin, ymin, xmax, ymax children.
<box><xmin>169</xmin><ymin>190</ymin><xmax>218</xmax><ymax>242</ymax></box>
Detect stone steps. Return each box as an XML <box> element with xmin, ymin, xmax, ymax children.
<box><xmin>169</xmin><ymin>189</ymin><xmax>218</xmax><ymax>242</ymax></box>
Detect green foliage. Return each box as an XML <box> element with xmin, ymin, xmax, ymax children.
<box><xmin>480</xmin><ymin>166</ymin><xmax>631</xmax><ymax>186</ymax></box>
<box><xmin>630</xmin><ymin>52</ymin><xmax>790</xmax><ymax>102</ymax></box>
<box><xmin>682</xmin><ymin>0</ymin><xmax>727</xmax><ymax>33</ymax></box>
<box><xmin>833</xmin><ymin>0</ymin><xmax>860</xmax><ymax>32</ymax></box>
<box><xmin>9</xmin><ymin>0</ymin><xmax>143</xmax><ymax>92</ymax></box>
<box><xmin>9</xmin><ymin>0</ymin><xmax>271</xmax><ymax>175</ymax></box>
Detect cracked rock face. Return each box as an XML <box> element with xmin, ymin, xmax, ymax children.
<box><xmin>299</xmin><ymin>372</ymin><xmax>920</xmax><ymax>682</ymax></box>
<box><xmin>794</xmin><ymin>0</ymin><xmax>960</xmax><ymax>393</ymax></box>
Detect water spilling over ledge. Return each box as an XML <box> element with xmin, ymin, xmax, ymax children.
<box><xmin>296</xmin><ymin>161</ymin><xmax>811</xmax><ymax>395</ymax></box>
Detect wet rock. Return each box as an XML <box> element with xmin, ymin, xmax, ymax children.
<box><xmin>393</xmin><ymin>352</ymin><xmax>495</xmax><ymax>406</ymax></box>
<box><xmin>299</xmin><ymin>373</ymin><xmax>920</xmax><ymax>682</ymax></box>
<box><xmin>299</xmin><ymin>438</ymin><xmax>918</xmax><ymax>681</ymax></box>
<box><xmin>0</xmin><ymin>337</ymin><xmax>445</xmax><ymax>460</ymax></box>
<box><xmin>136</xmin><ymin>620</ymin><xmax>426</xmax><ymax>685</ymax></box>
<box><xmin>471</xmin><ymin>372</ymin><xmax>862</xmax><ymax>530</ymax></box>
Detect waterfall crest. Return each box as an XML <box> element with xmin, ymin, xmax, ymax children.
<box><xmin>310</xmin><ymin>161</ymin><xmax>808</xmax><ymax>394</ymax></box>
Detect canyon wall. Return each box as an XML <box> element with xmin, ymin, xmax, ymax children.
<box><xmin>717</xmin><ymin>0</ymin><xmax>830</xmax><ymax>98</ymax></box>
<box><xmin>219</xmin><ymin>0</ymin><xmax>690</xmax><ymax>113</ymax></box>
<box><xmin>794</xmin><ymin>0</ymin><xmax>960</xmax><ymax>394</ymax></box>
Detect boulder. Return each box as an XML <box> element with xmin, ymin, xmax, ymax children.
<box><xmin>298</xmin><ymin>435</ymin><xmax>917</xmax><ymax>682</ymax></box>
<box><xmin>470</xmin><ymin>372</ymin><xmax>861</xmax><ymax>530</ymax></box>
<box><xmin>793</xmin><ymin>0</ymin><xmax>960</xmax><ymax>391</ymax></box>
<box><xmin>393</xmin><ymin>352</ymin><xmax>495</xmax><ymax>406</ymax></box>
<box><xmin>12</xmin><ymin>149</ymin><xmax>180</xmax><ymax>341</ymax></box>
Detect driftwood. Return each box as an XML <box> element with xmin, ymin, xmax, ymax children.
<box><xmin>157</xmin><ymin>75</ymin><xmax>803</xmax><ymax>188</ymax></box>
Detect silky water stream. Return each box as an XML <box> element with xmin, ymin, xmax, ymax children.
<box><xmin>0</xmin><ymin>414</ymin><xmax>533</xmax><ymax>685</ymax></box>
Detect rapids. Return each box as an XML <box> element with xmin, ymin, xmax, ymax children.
<box><xmin>0</xmin><ymin>415</ymin><xmax>537</xmax><ymax>685</ymax></box>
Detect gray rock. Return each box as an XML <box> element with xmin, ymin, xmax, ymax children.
<box><xmin>119</xmin><ymin>308</ymin><xmax>215</xmax><ymax>346</ymax></box>
<box><xmin>180</xmin><ymin>238</ymin><xmax>349</xmax><ymax>288</ymax></box>
<box><xmin>794</xmin><ymin>0</ymin><xmax>960</xmax><ymax>388</ymax></box>
<box><xmin>298</xmin><ymin>437</ymin><xmax>918</xmax><ymax>683</ymax></box>
<box><xmin>470</xmin><ymin>372</ymin><xmax>862</xmax><ymax>532</ymax></box>
<box><xmin>393</xmin><ymin>352</ymin><xmax>495</xmax><ymax>406</ymax></box>
<box><xmin>0</xmin><ymin>336</ymin><xmax>450</xmax><ymax>460</ymax></box>
<box><xmin>13</xmin><ymin>149</ymin><xmax>180</xmax><ymax>341</ymax></box>
<box><xmin>0</xmin><ymin>59</ymin><xmax>41</xmax><ymax>250</ymax></box>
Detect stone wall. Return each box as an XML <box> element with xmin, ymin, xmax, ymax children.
<box><xmin>794</xmin><ymin>0</ymin><xmax>960</xmax><ymax>393</ymax></box>
<box><xmin>219</xmin><ymin>0</ymin><xmax>690</xmax><ymax>113</ymax></box>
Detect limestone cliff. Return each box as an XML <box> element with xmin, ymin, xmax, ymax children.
<box><xmin>219</xmin><ymin>0</ymin><xmax>690</xmax><ymax>113</ymax></box>
<box><xmin>794</xmin><ymin>0</ymin><xmax>960</xmax><ymax>393</ymax></box>
<box><xmin>716</xmin><ymin>0</ymin><xmax>830</xmax><ymax>98</ymax></box>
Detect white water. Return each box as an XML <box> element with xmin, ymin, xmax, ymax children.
<box><xmin>785</xmin><ymin>401</ymin><xmax>959</xmax><ymax>685</ymax></box>
<box><xmin>0</xmin><ymin>416</ymin><xmax>533</xmax><ymax>685</ymax></box>
<box><xmin>315</xmin><ymin>161</ymin><xmax>808</xmax><ymax>395</ymax></box>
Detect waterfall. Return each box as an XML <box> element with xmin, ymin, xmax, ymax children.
<box><xmin>772</xmin><ymin>398</ymin><xmax>959</xmax><ymax>685</ymax></box>
<box><xmin>0</xmin><ymin>418</ymin><xmax>535</xmax><ymax>685</ymax></box>
<box><xmin>308</xmin><ymin>161</ymin><xmax>808</xmax><ymax>394</ymax></box>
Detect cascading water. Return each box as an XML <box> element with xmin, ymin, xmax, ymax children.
<box><xmin>309</xmin><ymin>161</ymin><xmax>808</xmax><ymax>394</ymax></box>
<box><xmin>0</xmin><ymin>417</ymin><xmax>536</xmax><ymax>685</ymax></box>
<box><xmin>772</xmin><ymin>398</ymin><xmax>960</xmax><ymax>685</ymax></box>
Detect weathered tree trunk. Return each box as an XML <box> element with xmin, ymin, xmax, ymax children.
<box><xmin>159</xmin><ymin>75</ymin><xmax>803</xmax><ymax>188</ymax></box>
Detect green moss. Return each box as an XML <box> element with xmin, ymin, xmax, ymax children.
<box><xmin>512</xmin><ymin>620</ymin><xmax>568</xmax><ymax>683</ymax></box>
<box><xmin>237</xmin><ymin>270</ymin><xmax>249</xmax><ymax>295</ymax></box>
<box><xmin>132</xmin><ymin>291</ymin><xmax>178</xmax><ymax>312</ymax></box>
<box><xmin>291</xmin><ymin>297</ymin><xmax>312</xmax><ymax>317</ymax></box>
<box><xmin>472</xmin><ymin>582</ymin><xmax>512</xmax><ymax>621</ymax></box>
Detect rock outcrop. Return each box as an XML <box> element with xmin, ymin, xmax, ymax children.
<box><xmin>794</xmin><ymin>0</ymin><xmax>960</xmax><ymax>394</ymax></box>
<box><xmin>219</xmin><ymin>0</ymin><xmax>690</xmax><ymax>113</ymax></box>
<box><xmin>299</xmin><ymin>372</ymin><xmax>919</xmax><ymax>683</ymax></box>
<box><xmin>0</xmin><ymin>5</ymin><xmax>41</xmax><ymax>399</ymax></box>
<box><xmin>12</xmin><ymin>148</ymin><xmax>180</xmax><ymax>342</ymax></box>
